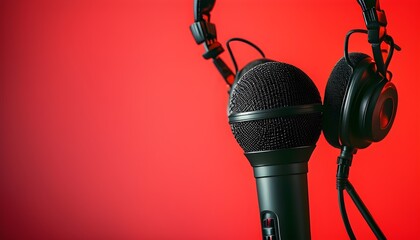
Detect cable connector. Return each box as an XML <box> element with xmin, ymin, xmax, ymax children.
<box><xmin>336</xmin><ymin>146</ymin><xmax>356</xmax><ymax>190</ymax></box>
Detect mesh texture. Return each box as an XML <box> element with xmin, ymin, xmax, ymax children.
<box><xmin>228</xmin><ymin>61</ymin><xmax>322</xmax><ymax>153</ymax></box>
<box><xmin>323</xmin><ymin>52</ymin><xmax>370</xmax><ymax>147</ymax></box>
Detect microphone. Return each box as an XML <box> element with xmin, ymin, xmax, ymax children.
<box><xmin>228</xmin><ymin>62</ymin><xmax>322</xmax><ymax>240</ymax></box>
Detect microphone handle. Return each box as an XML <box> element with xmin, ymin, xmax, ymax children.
<box><xmin>253</xmin><ymin>162</ymin><xmax>311</xmax><ymax>240</ymax></box>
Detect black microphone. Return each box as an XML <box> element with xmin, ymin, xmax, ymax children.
<box><xmin>228</xmin><ymin>62</ymin><xmax>322</xmax><ymax>240</ymax></box>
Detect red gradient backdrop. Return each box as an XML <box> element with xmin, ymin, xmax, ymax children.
<box><xmin>0</xmin><ymin>0</ymin><xmax>419</xmax><ymax>239</ymax></box>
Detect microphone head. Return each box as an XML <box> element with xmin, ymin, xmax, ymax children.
<box><xmin>228</xmin><ymin>62</ymin><xmax>322</xmax><ymax>153</ymax></box>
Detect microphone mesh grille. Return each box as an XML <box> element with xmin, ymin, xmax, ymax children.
<box><xmin>228</xmin><ymin>62</ymin><xmax>322</xmax><ymax>153</ymax></box>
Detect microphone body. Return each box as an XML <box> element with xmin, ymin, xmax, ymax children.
<box><xmin>246</xmin><ymin>147</ymin><xmax>314</xmax><ymax>240</ymax></box>
<box><xmin>228</xmin><ymin>61</ymin><xmax>322</xmax><ymax>240</ymax></box>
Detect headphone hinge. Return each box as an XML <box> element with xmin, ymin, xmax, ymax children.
<box><xmin>190</xmin><ymin>21</ymin><xmax>217</xmax><ymax>44</ymax></box>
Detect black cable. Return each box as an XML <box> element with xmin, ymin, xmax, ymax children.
<box><xmin>339</xmin><ymin>188</ymin><xmax>357</xmax><ymax>240</ymax></box>
<box><xmin>382</xmin><ymin>35</ymin><xmax>402</xmax><ymax>72</ymax></box>
<box><xmin>336</xmin><ymin>147</ymin><xmax>357</xmax><ymax>240</ymax></box>
<box><xmin>344</xmin><ymin>29</ymin><xmax>401</xmax><ymax>79</ymax></box>
<box><xmin>344</xmin><ymin>29</ymin><xmax>368</xmax><ymax>69</ymax></box>
<box><xmin>346</xmin><ymin>181</ymin><xmax>387</xmax><ymax>240</ymax></box>
<box><xmin>226</xmin><ymin>38</ymin><xmax>266</xmax><ymax>73</ymax></box>
<box><xmin>336</xmin><ymin>146</ymin><xmax>387</xmax><ymax>240</ymax></box>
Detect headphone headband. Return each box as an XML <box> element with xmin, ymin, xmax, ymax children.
<box><xmin>193</xmin><ymin>0</ymin><xmax>216</xmax><ymax>21</ymax></box>
<box><xmin>356</xmin><ymin>0</ymin><xmax>399</xmax><ymax>77</ymax></box>
<box><xmin>190</xmin><ymin>0</ymin><xmax>236</xmax><ymax>86</ymax></box>
<box><xmin>191</xmin><ymin>0</ymin><xmax>400</xmax><ymax>85</ymax></box>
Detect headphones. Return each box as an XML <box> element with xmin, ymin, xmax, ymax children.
<box><xmin>191</xmin><ymin>2</ymin><xmax>401</xmax><ymax>238</ymax></box>
<box><xmin>190</xmin><ymin>0</ymin><xmax>400</xmax><ymax>152</ymax></box>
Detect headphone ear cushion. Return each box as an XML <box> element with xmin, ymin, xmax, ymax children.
<box><xmin>323</xmin><ymin>52</ymin><xmax>370</xmax><ymax>148</ymax></box>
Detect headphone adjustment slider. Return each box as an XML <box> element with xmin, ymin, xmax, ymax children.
<box><xmin>190</xmin><ymin>21</ymin><xmax>217</xmax><ymax>44</ymax></box>
<box><xmin>362</xmin><ymin>8</ymin><xmax>387</xmax><ymax>44</ymax></box>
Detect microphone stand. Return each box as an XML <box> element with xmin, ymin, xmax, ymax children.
<box><xmin>336</xmin><ymin>146</ymin><xmax>386</xmax><ymax>240</ymax></box>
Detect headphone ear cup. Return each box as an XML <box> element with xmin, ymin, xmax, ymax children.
<box><xmin>323</xmin><ymin>52</ymin><xmax>370</xmax><ymax>148</ymax></box>
<box><xmin>362</xmin><ymin>80</ymin><xmax>398</xmax><ymax>142</ymax></box>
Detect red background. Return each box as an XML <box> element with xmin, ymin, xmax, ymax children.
<box><xmin>1</xmin><ymin>0</ymin><xmax>419</xmax><ymax>239</ymax></box>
